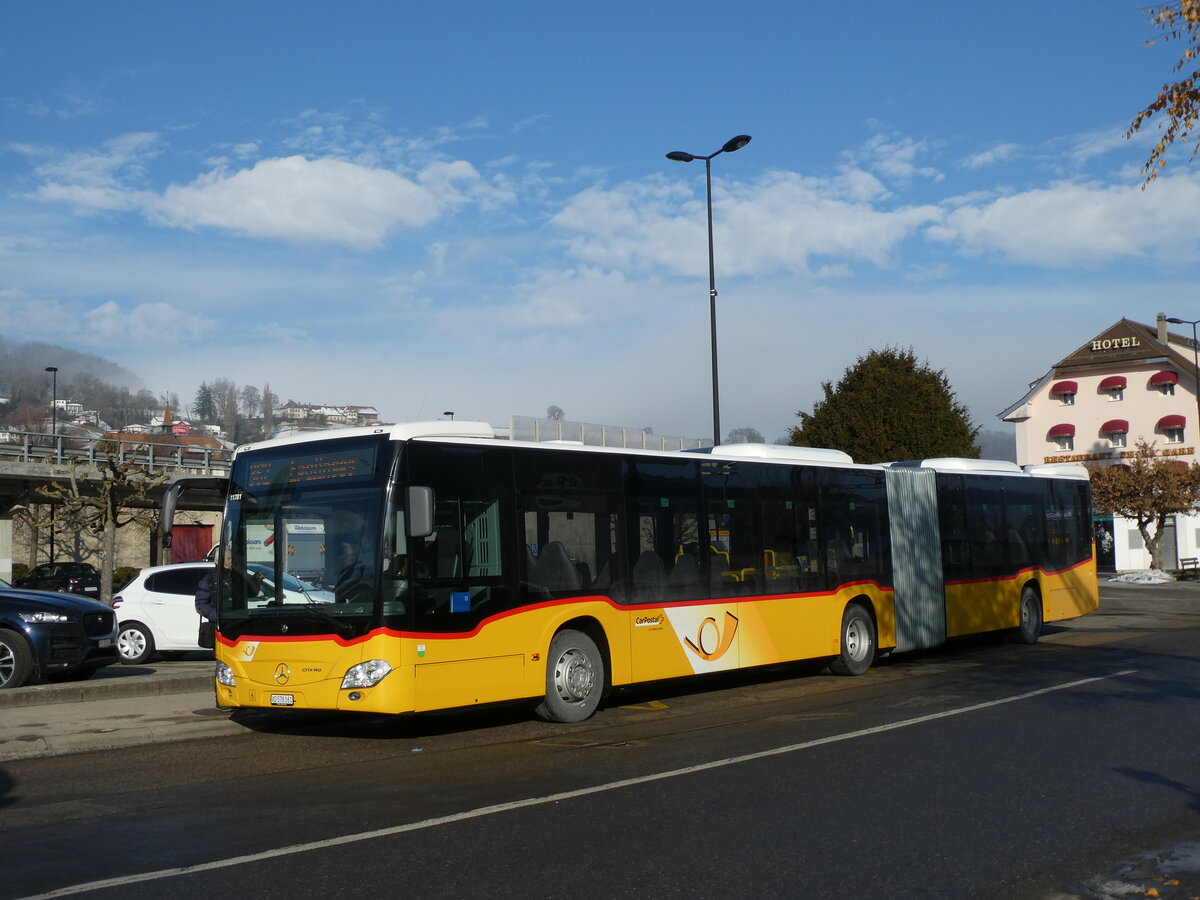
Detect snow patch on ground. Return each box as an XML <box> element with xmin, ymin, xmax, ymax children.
<box><xmin>1107</xmin><ymin>569</ymin><xmax>1178</xmax><ymax>584</ymax></box>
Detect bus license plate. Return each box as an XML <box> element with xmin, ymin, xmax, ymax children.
<box><xmin>270</xmin><ymin>694</ymin><xmax>295</xmax><ymax>707</ymax></box>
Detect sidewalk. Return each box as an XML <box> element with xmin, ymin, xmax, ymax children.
<box><xmin>0</xmin><ymin>659</ymin><xmax>243</xmax><ymax>763</ymax></box>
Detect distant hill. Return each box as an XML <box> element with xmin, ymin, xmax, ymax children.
<box><xmin>0</xmin><ymin>338</ymin><xmax>151</xmax><ymax>430</ymax></box>
<box><xmin>0</xmin><ymin>338</ymin><xmax>142</xmax><ymax>393</ymax></box>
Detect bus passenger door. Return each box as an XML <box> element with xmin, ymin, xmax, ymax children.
<box><xmin>407</xmin><ymin>485</ymin><xmax>525</xmax><ymax>711</ymax></box>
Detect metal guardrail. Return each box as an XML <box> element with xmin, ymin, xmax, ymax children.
<box><xmin>507</xmin><ymin>416</ymin><xmax>710</xmax><ymax>450</ymax></box>
<box><xmin>0</xmin><ymin>430</ymin><xmax>231</xmax><ymax>476</ymax></box>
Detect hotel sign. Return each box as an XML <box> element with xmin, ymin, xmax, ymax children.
<box><xmin>1091</xmin><ymin>337</ymin><xmax>1140</xmax><ymax>351</ymax></box>
<box><xmin>1043</xmin><ymin>446</ymin><xmax>1195</xmax><ymax>464</ymax></box>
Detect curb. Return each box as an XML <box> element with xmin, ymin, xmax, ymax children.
<box><xmin>0</xmin><ymin>693</ymin><xmax>242</xmax><ymax>763</ymax></box>
<box><xmin>0</xmin><ymin>671</ymin><xmax>214</xmax><ymax>709</ymax></box>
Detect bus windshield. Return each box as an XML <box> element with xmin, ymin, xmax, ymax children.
<box><xmin>217</xmin><ymin>435</ymin><xmax>396</xmax><ymax>639</ymax></box>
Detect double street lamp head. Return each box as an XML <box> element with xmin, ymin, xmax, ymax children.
<box><xmin>665</xmin><ymin>134</ymin><xmax>752</xmax><ymax>164</ymax></box>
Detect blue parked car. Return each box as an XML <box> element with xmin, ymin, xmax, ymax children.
<box><xmin>0</xmin><ymin>586</ymin><xmax>118</xmax><ymax>688</ymax></box>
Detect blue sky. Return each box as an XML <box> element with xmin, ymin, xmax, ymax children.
<box><xmin>3</xmin><ymin>1</ymin><xmax>1199</xmax><ymax>443</ymax></box>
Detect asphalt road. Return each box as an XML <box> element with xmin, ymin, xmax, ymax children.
<box><xmin>2</xmin><ymin>581</ymin><xmax>1199</xmax><ymax>900</ymax></box>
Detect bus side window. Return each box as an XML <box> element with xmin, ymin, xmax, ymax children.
<box><xmin>702</xmin><ymin>460</ymin><xmax>761</xmax><ymax>597</ymax></box>
<box><xmin>820</xmin><ymin>469</ymin><xmax>888</xmax><ymax>588</ymax></box>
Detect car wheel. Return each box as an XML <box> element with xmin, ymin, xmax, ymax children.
<box><xmin>117</xmin><ymin>622</ymin><xmax>156</xmax><ymax>665</ymax></box>
<box><xmin>0</xmin><ymin>629</ymin><xmax>34</xmax><ymax>689</ymax></box>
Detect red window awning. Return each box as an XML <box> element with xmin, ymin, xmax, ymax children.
<box><xmin>1050</xmin><ymin>380</ymin><xmax>1078</xmax><ymax>395</ymax></box>
<box><xmin>1150</xmin><ymin>370</ymin><xmax>1179</xmax><ymax>386</ymax></box>
<box><xmin>1101</xmin><ymin>419</ymin><xmax>1129</xmax><ymax>433</ymax></box>
<box><xmin>1158</xmin><ymin>414</ymin><xmax>1186</xmax><ymax>429</ymax></box>
<box><xmin>1099</xmin><ymin>375</ymin><xmax>1127</xmax><ymax>390</ymax></box>
<box><xmin>1048</xmin><ymin>423</ymin><xmax>1076</xmax><ymax>438</ymax></box>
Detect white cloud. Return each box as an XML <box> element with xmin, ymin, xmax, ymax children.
<box><xmin>552</xmin><ymin>171</ymin><xmax>942</xmax><ymax>277</ymax></box>
<box><xmin>154</xmin><ymin>156</ymin><xmax>444</xmax><ymax>248</ymax></box>
<box><xmin>928</xmin><ymin>174</ymin><xmax>1200</xmax><ymax>266</ymax></box>
<box><xmin>848</xmin><ymin>133</ymin><xmax>943</xmax><ymax>182</ymax></box>
<box><xmin>18</xmin><ymin>132</ymin><xmax>161</xmax><ymax>214</ymax></box>
<box><xmin>0</xmin><ymin>288</ymin><xmax>78</xmax><ymax>339</ymax></box>
<box><xmin>963</xmin><ymin>143</ymin><xmax>1020</xmax><ymax>169</ymax></box>
<box><xmin>20</xmin><ymin>130</ymin><xmax>517</xmax><ymax>249</ymax></box>
<box><xmin>84</xmin><ymin>300</ymin><xmax>212</xmax><ymax>344</ymax></box>
<box><xmin>0</xmin><ymin>290</ymin><xmax>211</xmax><ymax>350</ymax></box>
<box><xmin>18</xmin><ymin>132</ymin><xmax>162</xmax><ymax>187</ymax></box>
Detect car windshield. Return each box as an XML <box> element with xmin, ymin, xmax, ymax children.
<box><xmin>217</xmin><ymin>435</ymin><xmax>394</xmax><ymax>639</ymax></box>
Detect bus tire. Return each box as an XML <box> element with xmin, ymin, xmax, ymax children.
<box><xmin>536</xmin><ymin>629</ymin><xmax>604</xmax><ymax>723</ymax></box>
<box><xmin>1012</xmin><ymin>585</ymin><xmax>1042</xmax><ymax>645</ymax></box>
<box><xmin>830</xmin><ymin>603</ymin><xmax>875</xmax><ymax>676</ymax></box>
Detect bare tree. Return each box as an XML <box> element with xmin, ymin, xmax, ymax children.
<box><xmin>210</xmin><ymin>378</ymin><xmax>239</xmax><ymax>442</ymax></box>
<box><xmin>262</xmin><ymin>382</ymin><xmax>276</xmax><ymax>435</ymax></box>
<box><xmin>726</xmin><ymin>426</ymin><xmax>765</xmax><ymax>444</ymax></box>
<box><xmin>37</xmin><ymin>453</ymin><xmax>170</xmax><ymax>602</ymax></box>
<box><xmin>239</xmin><ymin>384</ymin><xmax>262</xmax><ymax>418</ymax></box>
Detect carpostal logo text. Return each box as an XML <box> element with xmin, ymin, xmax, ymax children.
<box><xmin>634</xmin><ymin>614</ymin><xmax>666</xmax><ymax>628</ymax></box>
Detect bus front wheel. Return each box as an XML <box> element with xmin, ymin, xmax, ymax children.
<box><xmin>536</xmin><ymin>629</ymin><xmax>604</xmax><ymax>723</ymax></box>
<box><xmin>830</xmin><ymin>603</ymin><xmax>875</xmax><ymax>676</ymax></box>
<box><xmin>1012</xmin><ymin>586</ymin><xmax>1042</xmax><ymax>645</ymax></box>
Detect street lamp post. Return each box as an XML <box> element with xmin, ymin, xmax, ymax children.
<box><xmin>45</xmin><ymin>366</ymin><xmax>58</xmax><ymax>440</ymax></box>
<box><xmin>1165</xmin><ymin>317</ymin><xmax>1200</xmax><ymax>456</ymax></box>
<box><xmin>666</xmin><ymin>134</ymin><xmax>751</xmax><ymax>446</ymax></box>
<box><xmin>44</xmin><ymin>365</ymin><xmax>58</xmax><ymax>564</ymax></box>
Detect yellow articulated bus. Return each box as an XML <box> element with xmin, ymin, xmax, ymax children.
<box><xmin>173</xmin><ymin>421</ymin><xmax>1097</xmax><ymax>723</ymax></box>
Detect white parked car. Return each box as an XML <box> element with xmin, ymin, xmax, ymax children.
<box><xmin>111</xmin><ymin>562</ymin><xmax>333</xmax><ymax>664</ymax></box>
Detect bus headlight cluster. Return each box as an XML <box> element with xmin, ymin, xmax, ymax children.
<box><xmin>216</xmin><ymin>661</ymin><xmax>236</xmax><ymax>687</ymax></box>
<box><xmin>341</xmin><ymin>659</ymin><xmax>392</xmax><ymax>689</ymax></box>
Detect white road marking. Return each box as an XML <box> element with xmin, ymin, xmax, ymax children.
<box><xmin>24</xmin><ymin>669</ymin><xmax>1136</xmax><ymax>899</ymax></box>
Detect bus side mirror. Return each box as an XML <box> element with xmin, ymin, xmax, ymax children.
<box><xmin>406</xmin><ymin>486</ymin><xmax>434</xmax><ymax>538</ymax></box>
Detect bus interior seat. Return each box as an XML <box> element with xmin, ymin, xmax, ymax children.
<box><xmin>532</xmin><ymin>541</ymin><xmax>582</xmax><ymax>592</ymax></box>
<box><xmin>631</xmin><ymin>551</ymin><xmax>665</xmax><ymax>600</ymax></box>
<box><xmin>435</xmin><ymin>527</ymin><xmax>463</xmax><ymax>578</ymax></box>
<box><xmin>667</xmin><ymin>553</ymin><xmax>700</xmax><ymax>591</ymax></box>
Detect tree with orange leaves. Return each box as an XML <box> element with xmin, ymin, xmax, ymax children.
<box><xmin>1128</xmin><ymin>1</ymin><xmax>1200</xmax><ymax>184</ymax></box>
<box><xmin>1088</xmin><ymin>439</ymin><xmax>1200</xmax><ymax>570</ymax></box>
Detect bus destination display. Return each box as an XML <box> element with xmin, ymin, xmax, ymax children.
<box><xmin>245</xmin><ymin>445</ymin><xmax>378</xmax><ymax>488</ymax></box>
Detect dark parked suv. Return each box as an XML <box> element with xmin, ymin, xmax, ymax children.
<box><xmin>0</xmin><ymin>586</ymin><xmax>118</xmax><ymax>688</ymax></box>
<box><xmin>15</xmin><ymin>562</ymin><xmax>102</xmax><ymax>599</ymax></box>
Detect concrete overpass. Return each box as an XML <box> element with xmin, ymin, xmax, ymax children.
<box><xmin>0</xmin><ymin>431</ymin><xmax>230</xmax><ymax>582</ymax></box>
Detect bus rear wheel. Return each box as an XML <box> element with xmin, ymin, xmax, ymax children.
<box><xmin>536</xmin><ymin>629</ymin><xmax>604</xmax><ymax>723</ymax></box>
<box><xmin>1012</xmin><ymin>586</ymin><xmax>1042</xmax><ymax>645</ymax></box>
<box><xmin>830</xmin><ymin>603</ymin><xmax>875</xmax><ymax>676</ymax></box>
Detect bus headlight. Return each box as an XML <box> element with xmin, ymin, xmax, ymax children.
<box><xmin>341</xmin><ymin>659</ymin><xmax>392</xmax><ymax>689</ymax></box>
<box><xmin>216</xmin><ymin>661</ymin><xmax>236</xmax><ymax>687</ymax></box>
